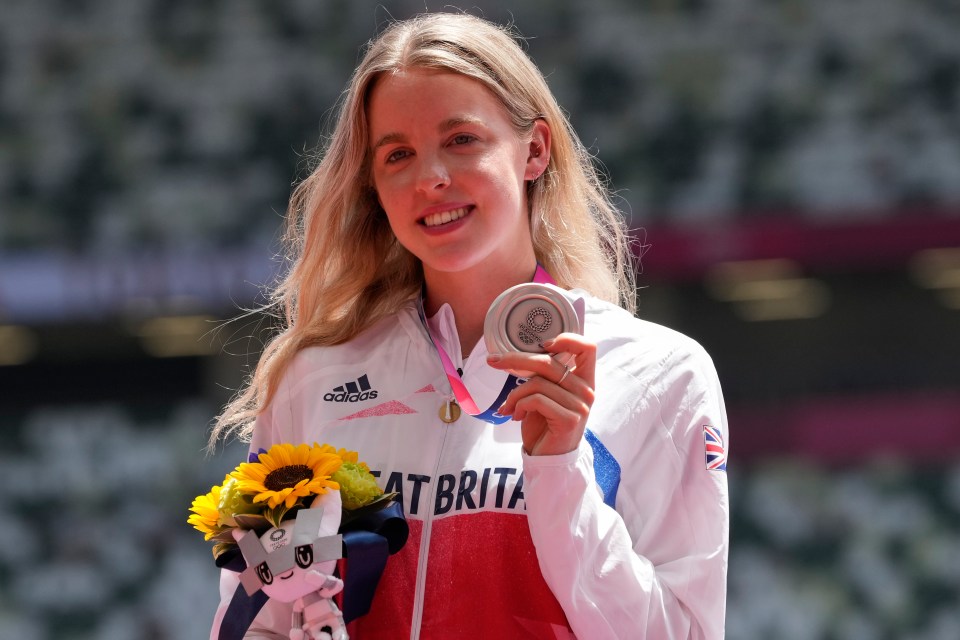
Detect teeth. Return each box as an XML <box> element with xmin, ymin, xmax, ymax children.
<box><xmin>423</xmin><ymin>207</ymin><xmax>468</xmax><ymax>227</ymax></box>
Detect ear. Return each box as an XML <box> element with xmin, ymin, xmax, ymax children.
<box><xmin>524</xmin><ymin>119</ymin><xmax>552</xmax><ymax>181</ymax></box>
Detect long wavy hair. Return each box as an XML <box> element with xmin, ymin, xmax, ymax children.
<box><xmin>210</xmin><ymin>12</ymin><xmax>636</xmax><ymax>446</ymax></box>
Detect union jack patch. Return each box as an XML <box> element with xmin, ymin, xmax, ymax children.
<box><xmin>703</xmin><ymin>425</ymin><xmax>727</xmax><ymax>471</ymax></box>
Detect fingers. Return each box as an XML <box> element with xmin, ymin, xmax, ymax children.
<box><xmin>486</xmin><ymin>332</ymin><xmax>597</xmax><ymax>419</ymax></box>
<box><xmin>485</xmin><ymin>333</ymin><xmax>597</xmax><ymax>456</ymax></box>
<box><xmin>487</xmin><ymin>332</ymin><xmax>596</xmax><ymax>388</ymax></box>
<box><xmin>501</xmin><ymin>373</ymin><xmax>593</xmax><ymax>419</ymax></box>
<box><xmin>507</xmin><ymin>373</ymin><xmax>592</xmax><ymax>457</ymax></box>
<box><xmin>544</xmin><ymin>333</ymin><xmax>597</xmax><ymax>386</ymax></box>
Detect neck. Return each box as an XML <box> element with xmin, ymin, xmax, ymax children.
<box><xmin>423</xmin><ymin>259</ymin><xmax>538</xmax><ymax>353</ymax></box>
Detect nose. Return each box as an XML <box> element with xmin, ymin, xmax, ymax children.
<box><xmin>416</xmin><ymin>155</ymin><xmax>450</xmax><ymax>193</ymax></box>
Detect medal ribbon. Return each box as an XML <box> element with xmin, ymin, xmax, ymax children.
<box><xmin>418</xmin><ymin>265</ymin><xmax>621</xmax><ymax>508</ymax></box>
<box><xmin>416</xmin><ymin>264</ymin><xmax>554</xmax><ymax>424</ymax></box>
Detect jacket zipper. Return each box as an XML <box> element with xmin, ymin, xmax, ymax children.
<box><xmin>409</xmin><ymin>398</ymin><xmax>452</xmax><ymax>639</ymax></box>
<box><xmin>410</xmin><ymin>316</ymin><xmax>466</xmax><ymax>639</ymax></box>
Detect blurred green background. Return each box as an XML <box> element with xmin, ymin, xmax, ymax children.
<box><xmin>1</xmin><ymin>1</ymin><xmax>959</xmax><ymax>638</ymax></box>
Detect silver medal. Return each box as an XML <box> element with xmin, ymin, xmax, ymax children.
<box><xmin>484</xmin><ymin>283</ymin><xmax>581</xmax><ymax>355</ymax></box>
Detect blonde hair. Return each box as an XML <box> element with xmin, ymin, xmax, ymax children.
<box><xmin>210</xmin><ymin>12</ymin><xmax>635</xmax><ymax>447</ymax></box>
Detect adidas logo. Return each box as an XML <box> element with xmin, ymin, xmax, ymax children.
<box><xmin>323</xmin><ymin>374</ymin><xmax>379</xmax><ymax>403</ymax></box>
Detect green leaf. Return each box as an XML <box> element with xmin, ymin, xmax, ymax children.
<box><xmin>233</xmin><ymin>513</ymin><xmax>272</xmax><ymax>535</ymax></box>
<box><xmin>339</xmin><ymin>492</ymin><xmax>399</xmax><ymax>527</ymax></box>
<box><xmin>212</xmin><ymin>541</ymin><xmax>238</xmax><ymax>560</ymax></box>
<box><xmin>211</xmin><ymin>528</ymin><xmax>239</xmax><ymax>544</ymax></box>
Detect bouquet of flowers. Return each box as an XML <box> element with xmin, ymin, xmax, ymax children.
<box><xmin>188</xmin><ymin>442</ymin><xmax>391</xmax><ymax>561</ymax></box>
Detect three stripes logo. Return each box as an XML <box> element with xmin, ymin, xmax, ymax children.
<box><xmin>323</xmin><ymin>374</ymin><xmax>379</xmax><ymax>403</ymax></box>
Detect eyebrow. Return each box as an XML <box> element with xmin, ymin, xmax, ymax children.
<box><xmin>371</xmin><ymin>116</ymin><xmax>485</xmax><ymax>151</ymax></box>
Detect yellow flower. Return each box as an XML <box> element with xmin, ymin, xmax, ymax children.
<box><xmin>188</xmin><ymin>478</ymin><xmax>226</xmax><ymax>540</ymax></box>
<box><xmin>231</xmin><ymin>443</ymin><xmax>342</xmax><ymax>509</ymax></box>
<box><xmin>319</xmin><ymin>444</ymin><xmax>369</xmax><ymax>472</ymax></box>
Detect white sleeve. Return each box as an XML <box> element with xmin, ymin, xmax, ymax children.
<box><xmin>522</xmin><ymin>350</ymin><xmax>729</xmax><ymax>639</ymax></box>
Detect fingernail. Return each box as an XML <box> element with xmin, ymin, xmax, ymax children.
<box><xmin>487</xmin><ymin>354</ymin><xmax>502</xmax><ymax>363</ymax></box>
<box><xmin>542</xmin><ymin>339</ymin><xmax>555</xmax><ymax>348</ymax></box>
<box><xmin>497</xmin><ymin>403</ymin><xmax>512</xmax><ymax>416</ymax></box>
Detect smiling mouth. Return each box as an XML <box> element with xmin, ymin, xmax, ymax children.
<box><xmin>279</xmin><ymin>571</ymin><xmax>294</xmax><ymax>580</ymax></box>
<box><xmin>421</xmin><ymin>206</ymin><xmax>470</xmax><ymax>228</ymax></box>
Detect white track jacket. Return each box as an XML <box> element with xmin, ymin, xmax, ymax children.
<box><xmin>211</xmin><ymin>292</ymin><xmax>729</xmax><ymax>639</ymax></box>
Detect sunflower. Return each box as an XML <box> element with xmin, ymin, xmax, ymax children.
<box><xmin>318</xmin><ymin>443</ymin><xmax>353</xmax><ymax>460</ymax></box>
<box><xmin>188</xmin><ymin>478</ymin><xmax>226</xmax><ymax>540</ymax></box>
<box><xmin>319</xmin><ymin>444</ymin><xmax>369</xmax><ymax>471</ymax></box>
<box><xmin>231</xmin><ymin>443</ymin><xmax>342</xmax><ymax>509</ymax></box>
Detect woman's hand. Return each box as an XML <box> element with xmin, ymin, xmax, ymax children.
<box><xmin>486</xmin><ymin>333</ymin><xmax>596</xmax><ymax>456</ymax></box>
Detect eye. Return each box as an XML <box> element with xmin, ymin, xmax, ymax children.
<box><xmin>256</xmin><ymin>561</ymin><xmax>273</xmax><ymax>585</ymax></box>
<box><xmin>385</xmin><ymin>148</ymin><xmax>411</xmax><ymax>164</ymax></box>
<box><xmin>450</xmin><ymin>133</ymin><xmax>476</xmax><ymax>146</ymax></box>
<box><xmin>295</xmin><ymin>544</ymin><xmax>314</xmax><ymax>569</ymax></box>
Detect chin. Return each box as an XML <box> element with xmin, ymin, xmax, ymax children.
<box><xmin>421</xmin><ymin>254</ymin><xmax>489</xmax><ymax>276</ymax></box>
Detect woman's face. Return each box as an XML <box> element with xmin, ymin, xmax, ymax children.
<box><xmin>367</xmin><ymin>69</ymin><xmax>550</xmax><ymax>282</ymax></box>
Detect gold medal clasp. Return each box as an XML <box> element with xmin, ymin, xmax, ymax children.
<box><xmin>439</xmin><ymin>399</ymin><xmax>461</xmax><ymax>423</ymax></box>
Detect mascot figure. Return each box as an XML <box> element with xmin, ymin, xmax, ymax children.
<box><xmin>233</xmin><ymin>490</ymin><xmax>348</xmax><ymax>640</ymax></box>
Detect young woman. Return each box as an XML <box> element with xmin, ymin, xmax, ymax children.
<box><xmin>210</xmin><ymin>12</ymin><xmax>728</xmax><ymax>640</ymax></box>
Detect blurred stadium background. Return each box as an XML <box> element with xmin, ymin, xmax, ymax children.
<box><xmin>2</xmin><ymin>0</ymin><xmax>959</xmax><ymax>638</ymax></box>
